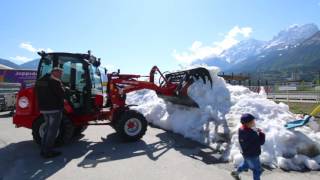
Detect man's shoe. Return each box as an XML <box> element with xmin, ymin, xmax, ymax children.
<box><xmin>231</xmin><ymin>171</ymin><xmax>241</xmax><ymax>180</ymax></box>
<box><xmin>41</xmin><ymin>150</ymin><xmax>62</xmax><ymax>158</ymax></box>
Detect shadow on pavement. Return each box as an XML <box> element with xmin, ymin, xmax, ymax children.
<box><xmin>78</xmin><ymin>130</ymin><xmax>226</xmax><ymax>169</ymax></box>
<box><xmin>0</xmin><ymin>132</ymin><xmax>175</xmax><ymax>179</ymax></box>
<box><xmin>156</xmin><ymin>131</ymin><xmax>228</xmax><ymax>165</ymax></box>
<box><xmin>78</xmin><ymin>132</ymin><xmax>173</xmax><ymax>168</ymax></box>
<box><xmin>0</xmin><ymin>139</ymin><xmax>90</xmax><ymax>180</ymax></box>
<box><xmin>0</xmin><ymin>112</ymin><xmax>13</xmax><ymax>118</ymax></box>
<box><xmin>0</xmin><ymin>130</ymin><xmax>226</xmax><ymax>179</ymax></box>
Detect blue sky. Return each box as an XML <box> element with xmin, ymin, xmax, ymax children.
<box><xmin>1</xmin><ymin>0</ymin><xmax>320</xmax><ymax>74</ymax></box>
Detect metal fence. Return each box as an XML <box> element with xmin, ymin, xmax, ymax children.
<box><xmin>267</xmin><ymin>92</ymin><xmax>320</xmax><ymax>103</ymax></box>
<box><xmin>220</xmin><ymin>73</ymin><xmax>320</xmax><ymax>103</ymax></box>
<box><xmin>243</xmin><ymin>85</ymin><xmax>320</xmax><ymax>103</ymax></box>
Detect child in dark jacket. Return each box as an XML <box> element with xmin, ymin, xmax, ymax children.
<box><xmin>231</xmin><ymin>113</ymin><xmax>265</xmax><ymax>180</ymax></box>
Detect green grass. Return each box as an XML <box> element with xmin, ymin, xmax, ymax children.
<box><xmin>284</xmin><ymin>102</ymin><xmax>319</xmax><ymax>114</ymax></box>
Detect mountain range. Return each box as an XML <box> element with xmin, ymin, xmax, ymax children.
<box><xmin>0</xmin><ymin>58</ymin><xmax>21</xmax><ymax>69</ymax></box>
<box><xmin>194</xmin><ymin>23</ymin><xmax>320</xmax><ymax>82</ymax></box>
<box><xmin>0</xmin><ymin>58</ymin><xmax>39</xmax><ymax>70</ymax></box>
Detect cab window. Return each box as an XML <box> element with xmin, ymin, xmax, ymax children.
<box><xmin>89</xmin><ymin>65</ymin><xmax>103</xmax><ymax>94</ymax></box>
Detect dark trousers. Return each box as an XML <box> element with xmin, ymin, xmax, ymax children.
<box><xmin>41</xmin><ymin>111</ymin><xmax>62</xmax><ymax>153</ymax></box>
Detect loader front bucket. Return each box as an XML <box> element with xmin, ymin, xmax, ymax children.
<box><xmin>157</xmin><ymin>67</ymin><xmax>213</xmax><ymax>108</ymax></box>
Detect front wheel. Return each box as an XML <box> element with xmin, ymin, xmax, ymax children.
<box><xmin>114</xmin><ymin>110</ymin><xmax>147</xmax><ymax>141</ymax></box>
<box><xmin>73</xmin><ymin>125</ymin><xmax>88</xmax><ymax>137</ymax></box>
<box><xmin>32</xmin><ymin>114</ymin><xmax>75</xmax><ymax>146</ymax></box>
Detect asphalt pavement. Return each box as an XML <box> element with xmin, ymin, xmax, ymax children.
<box><xmin>0</xmin><ymin>112</ymin><xmax>319</xmax><ymax>180</ymax></box>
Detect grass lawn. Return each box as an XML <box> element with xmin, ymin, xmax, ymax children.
<box><xmin>284</xmin><ymin>102</ymin><xmax>319</xmax><ymax>114</ymax></box>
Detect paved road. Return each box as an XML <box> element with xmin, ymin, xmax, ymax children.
<box><xmin>0</xmin><ymin>112</ymin><xmax>320</xmax><ymax>180</ymax></box>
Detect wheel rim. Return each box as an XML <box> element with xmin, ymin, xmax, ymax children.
<box><xmin>39</xmin><ymin>122</ymin><xmax>60</xmax><ymax>139</ymax></box>
<box><xmin>124</xmin><ymin>118</ymin><xmax>142</xmax><ymax>136</ymax></box>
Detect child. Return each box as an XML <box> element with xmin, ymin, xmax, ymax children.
<box><xmin>231</xmin><ymin>113</ymin><xmax>265</xmax><ymax>180</ymax></box>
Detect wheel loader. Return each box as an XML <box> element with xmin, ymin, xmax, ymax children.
<box><xmin>13</xmin><ymin>51</ymin><xmax>212</xmax><ymax>145</ymax></box>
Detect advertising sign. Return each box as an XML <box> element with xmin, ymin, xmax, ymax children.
<box><xmin>0</xmin><ymin>69</ymin><xmax>37</xmax><ymax>89</ymax></box>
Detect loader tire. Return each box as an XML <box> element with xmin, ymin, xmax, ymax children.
<box><xmin>73</xmin><ymin>125</ymin><xmax>88</xmax><ymax>137</ymax></box>
<box><xmin>56</xmin><ymin>117</ymin><xmax>75</xmax><ymax>145</ymax></box>
<box><xmin>32</xmin><ymin>115</ymin><xmax>75</xmax><ymax>146</ymax></box>
<box><xmin>115</xmin><ymin>110</ymin><xmax>147</xmax><ymax>141</ymax></box>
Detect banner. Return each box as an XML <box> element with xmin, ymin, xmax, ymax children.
<box><xmin>0</xmin><ymin>69</ymin><xmax>37</xmax><ymax>89</ymax></box>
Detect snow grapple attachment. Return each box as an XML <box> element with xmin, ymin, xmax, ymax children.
<box><xmin>157</xmin><ymin>67</ymin><xmax>213</xmax><ymax>108</ymax></box>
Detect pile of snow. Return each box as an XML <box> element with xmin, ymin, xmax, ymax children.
<box><xmin>126</xmin><ymin>67</ymin><xmax>320</xmax><ymax>171</ymax></box>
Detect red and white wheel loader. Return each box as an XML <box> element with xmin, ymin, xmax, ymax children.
<box><xmin>13</xmin><ymin>51</ymin><xmax>212</xmax><ymax>145</ymax></box>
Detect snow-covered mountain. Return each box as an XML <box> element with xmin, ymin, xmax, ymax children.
<box><xmin>264</xmin><ymin>23</ymin><xmax>319</xmax><ymax>50</ymax></box>
<box><xmin>193</xmin><ymin>39</ymin><xmax>266</xmax><ymax>69</ymax></box>
<box><xmin>193</xmin><ymin>23</ymin><xmax>320</xmax><ymax>73</ymax></box>
<box><xmin>301</xmin><ymin>31</ymin><xmax>320</xmax><ymax>46</ymax></box>
<box><xmin>220</xmin><ymin>38</ymin><xmax>266</xmax><ymax>64</ymax></box>
<box><xmin>226</xmin><ymin>28</ymin><xmax>320</xmax><ymax>82</ymax></box>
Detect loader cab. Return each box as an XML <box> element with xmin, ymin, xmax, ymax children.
<box><xmin>37</xmin><ymin>52</ymin><xmax>104</xmax><ymax>114</ymax></box>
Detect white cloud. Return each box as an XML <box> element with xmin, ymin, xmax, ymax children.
<box><xmin>8</xmin><ymin>42</ymin><xmax>53</xmax><ymax>65</ymax></box>
<box><xmin>20</xmin><ymin>42</ymin><xmax>37</xmax><ymax>53</ymax></box>
<box><xmin>173</xmin><ymin>26</ymin><xmax>253</xmax><ymax>64</ymax></box>
<box><xmin>9</xmin><ymin>56</ymin><xmax>33</xmax><ymax>64</ymax></box>
<box><xmin>19</xmin><ymin>42</ymin><xmax>53</xmax><ymax>53</ymax></box>
<box><xmin>173</xmin><ymin>42</ymin><xmax>221</xmax><ymax>64</ymax></box>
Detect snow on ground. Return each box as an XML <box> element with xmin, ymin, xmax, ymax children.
<box><xmin>126</xmin><ymin>67</ymin><xmax>320</xmax><ymax>171</ymax></box>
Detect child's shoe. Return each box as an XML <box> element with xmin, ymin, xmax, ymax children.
<box><xmin>230</xmin><ymin>170</ymin><xmax>241</xmax><ymax>180</ymax></box>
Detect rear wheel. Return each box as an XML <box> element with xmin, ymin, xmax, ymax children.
<box><xmin>114</xmin><ymin>110</ymin><xmax>147</xmax><ymax>141</ymax></box>
<box><xmin>32</xmin><ymin>115</ymin><xmax>75</xmax><ymax>146</ymax></box>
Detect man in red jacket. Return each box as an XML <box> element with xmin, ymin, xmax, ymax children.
<box><xmin>35</xmin><ymin>67</ymin><xmax>65</xmax><ymax>158</ymax></box>
<box><xmin>231</xmin><ymin>113</ymin><xmax>265</xmax><ymax>180</ymax></box>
